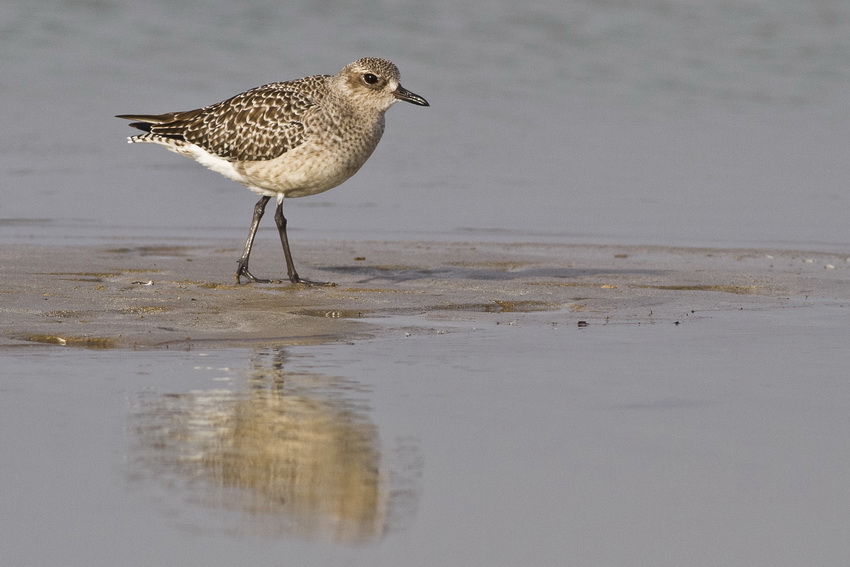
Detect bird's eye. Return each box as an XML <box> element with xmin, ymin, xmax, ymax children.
<box><xmin>363</xmin><ymin>73</ymin><xmax>378</xmax><ymax>85</ymax></box>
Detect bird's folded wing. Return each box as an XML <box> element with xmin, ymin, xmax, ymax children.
<box><xmin>142</xmin><ymin>84</ymin><xmax>317</xmax><ymax>162</ymax></box>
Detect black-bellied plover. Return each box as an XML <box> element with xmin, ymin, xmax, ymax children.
<box><xmin>117</xmin><ymin>57</ymin><xmax>428</xmax><ymax>285</ymax></box>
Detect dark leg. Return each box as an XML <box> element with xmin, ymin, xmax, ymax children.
<box><xmin>235</xmin><ymin>196</ymin><xmax>281</xmax><ymax>284</ymax></box>
<box><xmin>273</xmin><ymin>200</ymin><xmax>334</xmax><ymax>286</ymax></box>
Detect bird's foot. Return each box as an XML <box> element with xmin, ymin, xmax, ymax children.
<box><xmin>289</xmin><ymin>273</ymin><xmax>336</xmax><ymax>287</ymax></box>
<box><xmin>235</xmin><ymin>266</ymin><xmax>281</xmax><ymax>284</ymax></box>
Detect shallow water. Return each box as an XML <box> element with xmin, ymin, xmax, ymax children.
<box><xmin>2</xmin><ymin>0</ymin><xmax>850</xmax><ymax>249</ymax></box>
<box><xmin>2</xmin><ymin>306</ymin><xmax>850</xmax><ymax>566</ymax></box>
<box><xmin>3</xmin><ymin>2</ymin><xmax>850</xmax><ymax>565</ymax></box>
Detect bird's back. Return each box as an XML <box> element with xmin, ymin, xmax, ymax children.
<box><xmin>120</xmin><ymin>74</ymin><xmax>335</xmax><ymax>163</ymax></box>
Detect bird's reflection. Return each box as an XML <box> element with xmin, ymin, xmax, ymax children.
<box><xmin>129</xmin><ymin>348</ymin><xmax>417</xmax><ymax>543</ymax></box>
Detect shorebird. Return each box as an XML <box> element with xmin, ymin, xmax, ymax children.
<box><xmin>117</xmin><ymin>57</ymin><xmax>428</xmax><ymax>285</ymax></box>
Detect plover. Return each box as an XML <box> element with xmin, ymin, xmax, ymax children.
<box><xmin>117</xmin><ymin>57</ymin><xmax>428</xmax><ymax>285</ymax></box>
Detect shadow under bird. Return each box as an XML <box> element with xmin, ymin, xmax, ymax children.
<box><xmin>117</xmin><ymin>57</ymin><xmax>429</xmax><ymax>285</ymax></box>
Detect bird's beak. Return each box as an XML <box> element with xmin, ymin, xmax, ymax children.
<box><xmin>394</xmin><ymin>84</ymin><xmax>429</xmax><ymax>106</ymax></box>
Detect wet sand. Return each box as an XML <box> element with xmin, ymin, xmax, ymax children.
<box><xmin>2</xmin><ymin>239</ymin><xmax>847</xmax><ymax>349</ymax></box>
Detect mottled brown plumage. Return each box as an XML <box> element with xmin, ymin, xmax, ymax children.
<box><xmin>117</xmin><ymin>57</ymin><xmax>428</xmax><ymax>285</ymax></box>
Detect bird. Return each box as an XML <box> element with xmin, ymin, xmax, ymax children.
<box><xmin>117</xmin><ymin>57</ymin><xmax>428</xmax><ymax>285</ymax></box>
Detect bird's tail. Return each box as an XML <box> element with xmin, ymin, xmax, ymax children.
<box><xmin>116</xmin><ymin>113</ymin><xmax>178</xmax><ymax>132</ymax></box>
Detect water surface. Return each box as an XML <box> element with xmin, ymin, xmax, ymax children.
<box><xmin>2</xmin><ymin>0</ymin><xmax>849</xmax><ymax>248</ymax></box>
<box><xmin>3</xmin><ymin>307</ymin><xmax>850</xmax><ymax>566</ymax></box>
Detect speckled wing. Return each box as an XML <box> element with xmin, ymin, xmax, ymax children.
<box><xmin>143</xmin><ymin>82</ymin><xmax>318</xmax><ymax>162</ymax></box>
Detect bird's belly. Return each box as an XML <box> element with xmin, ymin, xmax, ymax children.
<box><xmin>239</xmin><ymin>140</ymin><xmax>376</xmax><ymax>198</ymax></box>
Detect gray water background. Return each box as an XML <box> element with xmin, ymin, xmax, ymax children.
<box><xmin>2</xmin><ymin>0</ymin><xmax>849</xmax><ymax>249</ymax></box>
<box><xmin>4</xmin><ymin>307</ymin><xmax>850</xmax><ymax>567</ymax></box>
